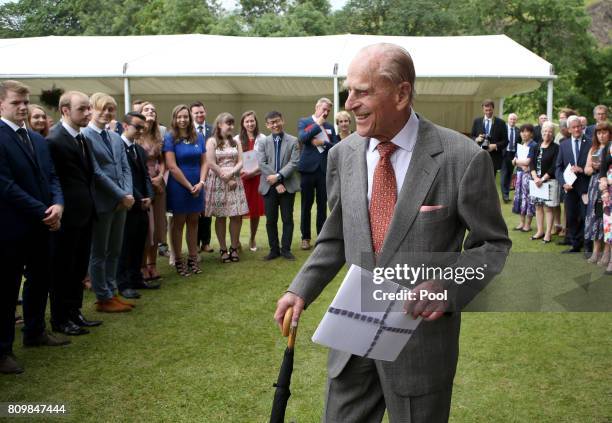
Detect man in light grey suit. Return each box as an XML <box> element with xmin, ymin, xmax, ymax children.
<box><xmin>82</xmin><ymin>92</ymin><xmax>135</xmax><ymax>313</ymax></box>
<box><xmin>274</xmin><ymin>44</ymin><xmax>511</xmax><ymax>422</ymax></box>
<box><xmin>257</xmin><ymin>111</ymin><xmax>300</xmax><ymax>261</ymax></box>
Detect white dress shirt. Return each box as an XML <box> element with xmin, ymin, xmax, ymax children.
<box><xmin>1</xmin><ymin>117</ymin><xmax>26</xmax><ymax>133</ymax></box>
<box><xmin>61</xmin><ymin>120</ymin><xmax>81</xmax><ymax>138</ymax></box>
<box><xmin>366</xmin><ymin>111</ymin><xmax>419</xmax><ymax>204</ymax></box>
<box><xmin>87</xmin><ymin>121</ymin><xmax>105</xmax><ymax>135</ymax></box>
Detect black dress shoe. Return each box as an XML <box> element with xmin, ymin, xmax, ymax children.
<box><xmin>562</xmin><ymin>247</ymin><xmax>581</xmax><ymax>254</ymax></box>
<box><xmin>132</xmin><ymin>280</ymin><xmax>161</xmax><ymax>290</ymax></box>
<box><xmin>23</xmin><ymin>331</ymin><xmax>71</xmax><ymax>347</ymax></box>
<box><xmin>71</xmin><ymin>312</ymin><xmax>102</xmax><ymax>327</ymax></box>
<box><xmin>120</xmin><ymin>288</ymin><xmax>141</xmax><ymax>299</ymax></box>
<box><xmin>0</xmin><ymin>353</ymin><xmax>24</xmax><ymax>374</ymax></box>
<box><xmin>281</xmin><ymin>251</ymin><xmax>296</xmax><ymax>261</ymax></box>
<box><xmin>52</xmin><ymin>321</ymin><xmax>89</xmax><ymax>336</ymax></box>
<box><xmin>263</xmin><ymin>251</ymin><xmax>280</xmax><ymax>261</ymax></box>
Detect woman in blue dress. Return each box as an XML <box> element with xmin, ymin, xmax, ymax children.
<box><xmin>163</xmin><ymin>104</ymin><xmax>207</xmax><ymax>276</ymax></box>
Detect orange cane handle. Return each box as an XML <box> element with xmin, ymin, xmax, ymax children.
<box><xmin>282</xmin><ymin>307</ymin><xmax>298</xmax><ymax>349</ymax></box>
<box><xmin>282</xmin><ymin>307</ymin><xmax>293</xmax><ymax>337</ymax></box>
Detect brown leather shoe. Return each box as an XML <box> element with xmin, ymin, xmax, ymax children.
<box><xmin>301</xmin><ymin>239</ymin><xmax>311</xmax><ymax>250</ymax></box>
<box><xmin>113</xmin><ymin>296</ymin><xmax>135</xmax><ymax>308</ymax></box>
<box><xmin>0</xmin><ymin>354</ymin><xmax>24</xmax><ymax>374</ymax></box>
<box><xmin>95</xmin><ymin>299</ymin><xmax>132</xmax><ymax>313</ymax></box>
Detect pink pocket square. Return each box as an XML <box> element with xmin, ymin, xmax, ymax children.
<box><xmin>419</xmin><ymin>205</ymin><xmax>445</xmax><ymax>212</ymax></box>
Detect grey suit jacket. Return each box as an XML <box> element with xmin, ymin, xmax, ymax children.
<box><xmin>257</xmin><ymin>133</ymin><xmax>300</xmax><ymax>195</ymax></box>
<box><xmin>288</xmin><ymin>116</ymin><xmax>511</xmax><ymax>396</ymax></box>
<box><xmin>82</xmin><ymin>126</ymin><xmax>132</xmax><ymax>214</ymax></box>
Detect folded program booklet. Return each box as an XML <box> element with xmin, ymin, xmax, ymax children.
<box><xmin>312</xmin><ymin>265</ymin><xmax>422</xmax><ymax>362</ymax></box>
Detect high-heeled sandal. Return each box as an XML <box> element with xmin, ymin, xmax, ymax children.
<box><xmin>187</xmin><ymin>256</ymin><xmax>202</xmax><ymax>274</ymax></box>
<box><xmin>175</xmin><ymin>257</ymin><xmax>191</xmax><ymax>277</ymax></box>
<box><xmin>220</xmin><ymin>249</ymin><xmax>231</xmax><ymax>263</ymax></box>
<box><xmin>229</xmin><ymin>246</ymin><xmax>240</xmax><ymax>262</ymax></box>
<box><xmin>147</xmin><ymin>263</ymin><xmax>162</xmax><ymax>280</ymax></box>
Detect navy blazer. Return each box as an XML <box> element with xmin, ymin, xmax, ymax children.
<box><xmin>0</xmin><ymin>120</ymin><xmax>63</xmax><ymax>241</ymax></box>
<box><xmin>585</xmin><ymin>124</ymin><xmax>596</xmax><ymax>141</ymax></box>
<box><xmin>297</xmin><ymin>116</ymin><xmax>338</xmax><ymax>173</ymax></box>
<box><xmin>196</xmin><ymin>122</ymin><xmax>213</xmax><ymax>142</ymax></box>
<box><xmin>555</xmin><ymin>136</ymin><xmax>592</xmax><ymax>195</ymax></box>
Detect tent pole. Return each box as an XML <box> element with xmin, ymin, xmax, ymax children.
<box><xmin>123</xmin><ymin>62</ymin><xmax>131</xmax><ymax>114</ymax></box>
<box><xmin>546</xmin><ymin>80</ymin><xmax>553</xmax><ymax>121</ymax></box>
<box><xmin>333</xmin><ymin>63</ymin><xmax>339</xmax><ymax>133</ymax></box>
<box><xmin>498</xmin><ymin>98</ymin><xmax>504</xmax><ymax>118</ymax></box>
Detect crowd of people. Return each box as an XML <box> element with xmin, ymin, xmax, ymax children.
<box><xmin>0</xmin><ymin>78</ymin><xmax>347</xmax><ymax>374</ymax></box>
<box><xmin>1</xmin><ymin>75</ymin><xmax>608</xmax><ymax>376</ymax></box>
<box><xmin>471</xmin><ymin>100</ymin><xmax>611</xmax><ymax>271</ymax></box>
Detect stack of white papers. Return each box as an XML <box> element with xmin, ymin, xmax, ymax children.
<box><xmin>242</xmin><ymin>150</ymin><xmax>258</xmax><ymax>173</ymax></box>
<box><xmin>529</xmin><ymin>180</ymin><xmax>550</xmax><ymax>200</ymax></box>
<box><xmin>516</xmin><ymin>143</ymin><xmax>530</xmax><ymax>161</ymax></box>
<box><xmin>312</xmin><ymin>265</ymin><xmax>422</xmax><ymax>362</ymax></box>
<box><xmin>563</xmin><ymin>164</ymin><xmax>577</xmax><ymax>186</ymax></box>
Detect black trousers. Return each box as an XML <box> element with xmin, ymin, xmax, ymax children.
<box><xmin>0</xmin><ymin>228</ymin><xmax>51</xmax><ymax>355</ymax></box>
<box><xmin>300</xmin><ymin>167</ymin><xmax>327</xmax><ymax>240</ymax></box>
<box><xmin>500</xmin><ymin>152</ymin><xmax>515</xmax><ymax>198</ymax></box>
<box><xmin>197</xmin><ymin>215</ymin><xmax>212</xmax><ymax>247</ymax></box>
<box><xmin>564</xmin><ymin>190</ymin><xmax>586</xmax><ymax>249</ymax></box>
<box><xmin>264</xmin><ymin>189</ymin><xmax>295</xmax><ymax>254</ymax></box>
<box><xmin>50</xmin><ymin>220</ymin><xmax>93</xmax><ymax>324</ymax></box>
<box><xmin>117</xmin><ymin>208</ymin><xmax>148</xmax><ymax>291</ymax></box>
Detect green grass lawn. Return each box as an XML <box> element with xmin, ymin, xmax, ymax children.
<box><xmin>1</xmin><ymin>191</ymin><xmax>611</xmax><ymax>423</ymax></box>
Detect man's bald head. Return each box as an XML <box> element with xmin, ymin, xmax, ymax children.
<box><xmin>344</xmin><ymin>43</ymin><xmax>415</xmax><ymax>142</ymax></box>
<box><xmin>353</xmin><ymin>43</ymin><xmax>416</xmax><ymax>105</ymax></box>
<box><xmin>58</xmin><ymin>91</ymin><xmax>91</xmax><ymax>128</ymax></box>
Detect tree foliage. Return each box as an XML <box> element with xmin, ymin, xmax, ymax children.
<box><xmin>0</xmin><ymin>0</ymin><xmax>607</xmax><ymax>119</ymax></box>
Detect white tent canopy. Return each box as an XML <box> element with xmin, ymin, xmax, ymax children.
<box><xmin>0</xmin><ymin>33</ymin><xmax>556</xmax><ymax>132</ymax></box>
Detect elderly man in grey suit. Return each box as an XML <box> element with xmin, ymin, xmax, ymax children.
<box><xmin>274</xmin><ymin>44</ymin><xmax>511</xmax><ymax>422</ymax></box>
<box><xmin>257</xmin><ymin>111</ymin><xmax>300</xmax><ymax>261</ymax></box>
<box><xmin>82</xmin><ymin>93</ymin><xmax>135</xmax><ymax>313</ymax></box>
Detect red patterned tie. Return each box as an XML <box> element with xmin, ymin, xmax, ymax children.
<box><xmin>369</xmin><ymin>142</ymin><xmax>399</xmax><ymax>255</ymax></box>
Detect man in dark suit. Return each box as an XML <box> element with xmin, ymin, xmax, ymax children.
<box><xmin>556</xmin><ymin>115</ymin><xmax>592</xmax><ymax>253</ymax></box>
<box><xmin>471</xmin><ymin>99</ymin><xmax>508</xmax><ymax>173</ymax></box>
<box><xmin>297</xmin><ymin>98</ymin><xmax>338</xmax><ymax>250</ymax></box>
<box><xmin>585</xmin><ymin>105</ymin><xmax>608</xmax><ymax>140</ymax></box>
<box><xmin>47</xmin><ymin>91</ymin><xmax>103</xmax><ymax>336</ymax></box>
<box><xmin>533</xmin><ymin>114</ymin><xmax>548</xmax><ymax>144</ymax></box>
<box><xmin>257</xmin><ymin>111</ymin><xmax>300</xmax><ymax>261</ymax></box>
<box><xmin>117</xmin><ymin>112</ymin><xmax>156</xmax><ymax>299</ymax></box>
<box><xmin>0</xmin><ymin>80</ymin><xmax>69</xmax><ymax>374</ymax></box>
<box><xmin>191</xmin><ymin>101</ymin><xmax>214</xmax><ymax>254</ymax></box>
<box><xmin>500</xmin><ymin>113</ymin><xmax>519</xmax><ymax>202</ymax></box>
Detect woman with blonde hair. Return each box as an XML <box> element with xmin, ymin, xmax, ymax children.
<box><xmin>27</xmin><ymin>104</ymin><xmax>49</xmax><ymax>137</ymax></box>
<box><xmin>529</xmin><ymin>121</ymin><xmax>559</xmax><ymax>243</ymax></box>
<box><xmin>205</xmin><ymin>113</ymin><xmax>248</xmax><ymax>263</ymax></box>
<box><xmin>163</xmin><ymin>104</ymin><xmax>207</xmax><ymax>276</ymax></box>
<box><xmin>335</xmin><ymin>110</ymin><xmax>352</xmax><ymax>141</ymax></box>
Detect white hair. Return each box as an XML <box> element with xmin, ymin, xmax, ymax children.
<box><xmin>567</xmin><ymin>115</ymin><xmax>581</xmax><ymax>127</ymax></box>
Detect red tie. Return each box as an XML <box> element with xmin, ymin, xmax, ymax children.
<box><xmin>369</xmin><ymin>142</ymin><xmax>398</xmax><ymax>255</ymax></box>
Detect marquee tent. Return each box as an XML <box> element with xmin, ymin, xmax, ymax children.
<box><xmin>0</xmin><ymin>33</ymin><xmax>556</xmax><ymax>132</ymax></box>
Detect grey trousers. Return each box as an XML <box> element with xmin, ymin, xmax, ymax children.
<box><xmin>89</xmin><ymin>209</ymin><xmax>127</xmax><ymax>301</ymax></box>
<box><xmin>323</xmin><ymin>355</ymin><xmax>453</xmax><ymax>423</ymax></box>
